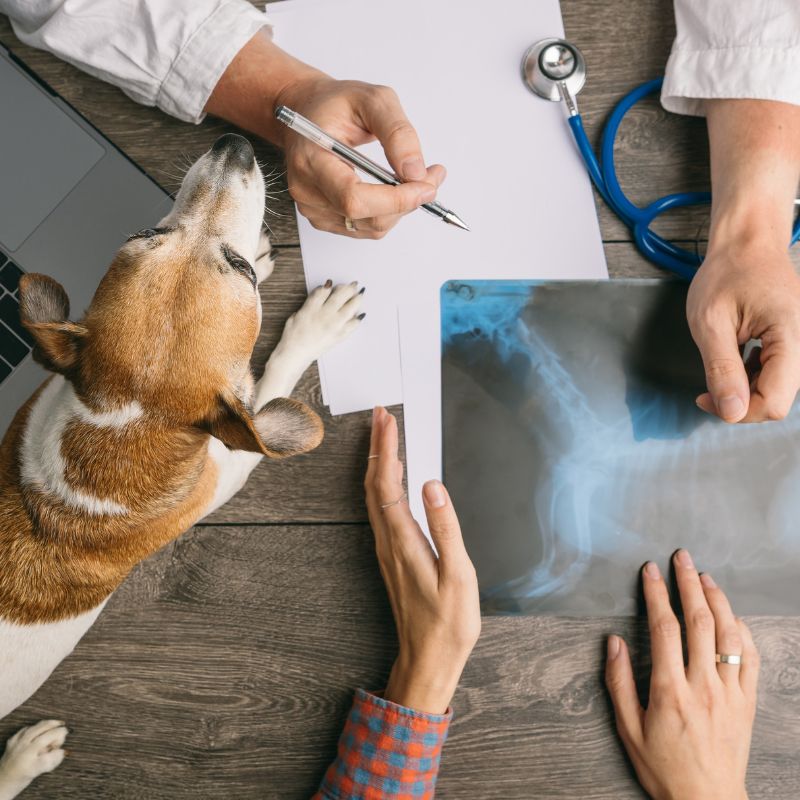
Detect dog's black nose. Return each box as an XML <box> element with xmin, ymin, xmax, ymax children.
<box><xmin>212</xmin><ymin>133</ymin><xmax>255</xmax><ymax>169</ymax></box>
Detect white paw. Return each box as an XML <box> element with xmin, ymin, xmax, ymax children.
<box><xmin>254</xmin><ymin>228</ymin><xmax>274</xmax><ymax>284</ymax></box>
<box><xmin>281</xmin><ymin>280</ymin><xmax>365</xmax><ymax>362</ymax></box>
<box><xmin>0</xmin><ymin>721</ymin><xmax>68</xmax><ymax>794</ymax></box>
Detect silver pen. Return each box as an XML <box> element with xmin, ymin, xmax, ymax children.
<box><xmin>275</xmin><ymin>105</ymin><xmax>469</xmax><ymax>231</ymax></box>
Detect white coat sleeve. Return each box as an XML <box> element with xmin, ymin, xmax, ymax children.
<box><xmin>0</xmin><ymin>0</ymin><xmax>271</xmax><ymax>123</ymax></box>
<box><xmin>662</xmin><ymin>0</ymin><xmax>800</xmax><ymax>117</ymax></box>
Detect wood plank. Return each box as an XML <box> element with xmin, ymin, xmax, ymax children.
<box><xmin>2</xmin><ymin>525</ymin><xmax>798</xmax><ymax>798</ymax></box>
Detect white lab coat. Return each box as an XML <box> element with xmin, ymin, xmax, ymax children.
<box><xmin>0</xmin><ymin>0</ymin><xmax>798</xmax><ymax>123</ymax></box>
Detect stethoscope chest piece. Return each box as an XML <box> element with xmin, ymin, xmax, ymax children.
<box><xmin>522</xmin><ymin>38</ymin><xmax>586</xmax><ymax>102</ymax></box>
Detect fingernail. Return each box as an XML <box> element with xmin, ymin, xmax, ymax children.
<box><xmin>372</xmin><ymin>406</ymin><xmax>379</xmax><ymax>424</ymax></box>
<box><xmin>700</xmin><ymin>572</ymin><xmax>717</xmax><ymax>589</ymax></box>
<box><xmin>419</xmin><ymin>187</ymin><xmax>437</xmax><ymax>204</ymax></box>
<box><xmin>358</xmin><ymin>287</ymin><xmax>366</xmax><ymax>295</ymax></box>
<box><xmin>324</xmin><ymin>279</ymin><xmax>333</xmax><ymax>288</ymax></box>
<box><xmin>676</xmin><ymin>549</ymin><xmax>694</xmax><ymax>569</ymax></box>
<box><xmin>644</xmin><ymin>561</ymin><xmax>660</xmax><ymax>580</ymax></box>
<box><xmin>718</xmin><ymin>394</ymin><xmax>745</xmax><ymax>420</ymax></box>
<box><xmin>607</xmin><ymin>635</ymin><xmax>621</xmax><ymax>660</ymax></box>
<box><xmin>423</xmin><ymin>479</ymin><xmax>447</xmax><ymax>508</ymax></box>
<box><xmin>357</xmin><ymin>312</ymin><xmax>366</xmax><ymax>320</ymax></box>
<box><xmin>402</xmin><ymin>157</ymin><xmax>426</xmax><ymax>181</ymax></box>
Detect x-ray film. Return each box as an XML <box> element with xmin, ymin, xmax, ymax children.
<box><xmin>441</xmin><ymin>279</ymin><xmax>800</xmax><ymax>615</ymax></box>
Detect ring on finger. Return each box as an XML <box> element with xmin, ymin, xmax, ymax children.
<box><xmin>345</xmin><ymin>216</ymin><xmax>357</xmax><ymax>232</ymax></box>
<box><xmin>716</xmin><ymin>653</ymin><xmax>742</xmax><ymax>665</ymax></box>
<box><xmin>380</xmin><ymin>492</ymin><xmax>407</xmax><ymax>511</ymax></box>
<box><xmin>367</xmin><ymin>454</ymin><xmax>380</xmax><ymax>460</ymax></box>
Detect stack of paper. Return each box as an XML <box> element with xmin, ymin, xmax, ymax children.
<box><xmin>272</xmin><ymin>0</ymin><xmax>607</xmax><ymax>529</ymax></box>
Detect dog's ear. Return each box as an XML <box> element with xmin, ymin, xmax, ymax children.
<box><xmin>18</xmin><ymin>273</ymin><xmax>88</xmax><ymax>374</ymax></box>
<box><xmin>202</xmin><ymin>395</ymin><xmax>324</xmax><ymax>458</ymax></box>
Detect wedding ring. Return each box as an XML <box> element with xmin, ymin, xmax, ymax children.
<box><xmin>367</xmin><ymin>454</ymin><xmax>380</xmax><ymax>459</ymax></box>
<box><xmin>716</xmin><ymin>653</ymin><xmax>742</xmax><ymax>665</ymax></box>
<box><xmin>345</xmin><ymin>216</ymin><xmax>356</xmax><ymax>232</ymax></box>
<box><xmin>380</xmin><ymin>492</ymin><xmax>407</xmax><ymax>511</ymax></box>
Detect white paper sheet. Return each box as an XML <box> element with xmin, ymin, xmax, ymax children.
<box><xmin>273</xmin><ymin>0</ymin><xmax>607</xmax><ymax>415</ymax></box>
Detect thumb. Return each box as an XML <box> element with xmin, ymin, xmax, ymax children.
<box><xmin>691</xmin><ymin>315</ymin><xmax>750</xmax><ymax>422</ymax></box>
<box><xmin>605</xmin><ymin>636</ymin><xmax>644</xmax><ymax>745</ymax></box>
<box><xmin>358</xmin><ymin>86</ymin><xmax>428</xmax><ymax>182</ymax></box>
<box><xmin>422</xmin><ymin>480</ymin><xmax>471</xmax><ymax>572</ymax></box>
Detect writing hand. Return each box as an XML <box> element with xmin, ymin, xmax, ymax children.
<box><xmin>277</xmin><ymin>77</ymin><xmax>445</xmax><ymax>239</ymax></box>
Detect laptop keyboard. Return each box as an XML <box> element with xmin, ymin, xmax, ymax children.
<box><xmin>0</xmin><ymin>253</ymin><xmax>33</xmax><ymax>385</ymax></box>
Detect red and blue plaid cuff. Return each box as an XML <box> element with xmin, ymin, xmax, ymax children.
<box><xmin>313</xmin><ymin>688</ymin><xmax>452</xmax><ymax>799</ymax></box>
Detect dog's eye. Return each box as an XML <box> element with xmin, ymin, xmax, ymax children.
<box><xmin>221</xmin><ymin>244</ymin><xmax>257</xmax><ymax>288</ymax></box>
<box><xmin>126</xmin><ymin>227</ymin><xmax>172</xmax><ymax>242</ymax></box>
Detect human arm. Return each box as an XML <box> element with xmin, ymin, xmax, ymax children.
<box><xmin>0</xmin><ymin>0</ymin><xmax>443</xmax><ymax>239</ymax></box>
<box><xmin>687</xmin><ymin>101</ymin><xmax>800</xmax><ymax>422</ymax></box>
<box><xmin>204</xmin><ymin>30</ymin><xmax>444</xmax><ymax>239</ymax></box>
<box><xmin>662</xmin><ymin>0</ymin><xmax>800</xmax><ymax>422</ymax></box>
<box><xmin>313</xmin><ymin>407</ymin><xmax>481</xmax><ymax>799</ymax></box>
<box><xmin>0</xmin><ymin>0</ymin><xmax>267</xmax><ymax>123</ymax></box>
<box><xmin>605</xmin><ymin>550</ymin><xmax>759</xmax><ymax>799</ymax></box>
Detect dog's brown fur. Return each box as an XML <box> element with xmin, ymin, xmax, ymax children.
<box><xmin>0</xmin><ymin>378</ymin><xmax>219</xmax><ymax>626</ymax></box>
<box><xmin>0</xmin><ymin>165</ymin><xmax>322</xmax><ymax>626</ymax></box>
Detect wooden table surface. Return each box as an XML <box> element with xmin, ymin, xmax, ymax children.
<box><xmin>2</xmin><ymin>2</ymin><xmax>800</xmax><ymax>798</ymax></box>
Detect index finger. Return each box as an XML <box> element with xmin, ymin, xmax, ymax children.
<box><xmin>365</xmin><ymin>408</ymin><xmax>409</xmax><ymax>522</ymax></box>
<box><xmin>311</xmin><ymin>150</ymin><xmax>439</xmax><ymax>221</ymax></box>
<box><xmin>742</xmin><ymin>335</ymin><xmax>800</xmax><ymax>422</ymax></box>
<box><xmin>356</xmin><ymin>85</ymin><xmax>426</xmax><ymax>180</ymax></box>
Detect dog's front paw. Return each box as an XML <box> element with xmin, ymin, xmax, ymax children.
<box><xmin>0</xmin><ymin>721</ymin><xmax>68</xmax><ymax>796</ymax></box>
<box><xmin>281</xmin><ymin>280</ymin><xmax>365</xmax><ymax>362</ymax></box>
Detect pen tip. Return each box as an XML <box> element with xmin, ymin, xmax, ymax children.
<box><xmin>446</xmin><ymin>212</ymin><xmax>470</xmax><ymax>231</ymax></box>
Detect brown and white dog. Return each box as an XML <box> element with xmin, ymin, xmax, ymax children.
<box><xmin>0</xmin><ymin>133</ymin><xmax>362</xmax><ymax>799</ymax></box>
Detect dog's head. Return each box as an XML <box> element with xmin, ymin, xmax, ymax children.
<box><xmin>18</xmin><ymin>134</ymin><xmax>323</xmax><ymax>458</ymax></box>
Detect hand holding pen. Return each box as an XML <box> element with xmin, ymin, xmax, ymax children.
<box><xmin>271</xmin><ymin>79</ymin><xmax>466</xmax><ymax>236</ymax></box>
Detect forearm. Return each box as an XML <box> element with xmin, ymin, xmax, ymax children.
<box><xmin>313</xmin><ymin>689</ymin><xmax>451</xmax><ymax>800</ymax></box>
<box><xmin>0</xmin><ymin>0</ymin><xmax>268</xmax><ymax>124</ymax></box>
<box><xmin>204</xmin><ymin>30</ymin><xmax>325</xmax><ymax>149</ymax></box>
<box><xmin>705</xmin><ymin>99</ymin><xmax>800</xmax><ymax>254</ymax></box>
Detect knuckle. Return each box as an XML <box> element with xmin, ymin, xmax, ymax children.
<box><xmin>649</xmin><ymin>675</ymin><xmax>676</xmax><ymax>700</ymax></box>
<box><xmin>340</xmin><ymin>193</ymin><xmax>365</xmax><ymax>221</ymax></box>
<box><xmin>720</xmin><ymin>627</ymin><xmax>743</xmax><ymax>654</ymax></box>
<box><xmin>375</xmin><ymin>475</ymin><xmax>400</xmax><ymax>500</ymax></box>
<box><xmin>761</xmin><ymin>398</ymin><xmax>790</xmax><ymax>421</ymax></box>
<box><xmin>372</xmin><ymin>83</ymin><xmax>398</xmax><ymax>104</ymax></box>
<box><xmin>365</xmin><ymin>217</ymin><xmax>393</xmax><ymax>235</ymax></box>
<box><xmin>287</xmin><ymin>181</ymin><xmax>307</xmax><ymax>204</ymax></box>
<box><xmin>653</xmin><ymin>616</ymin><xmax>681</xmax><ymax>640</ymax></box>
<box><xmin>689</xmin><ymin>607</ymin><xmax>715</xmax><ymax>633</ymax></box>
<box><xmin>705</xmin><ymin>357</ymin><xmax>740</xmax><ymax>383</ymax></box>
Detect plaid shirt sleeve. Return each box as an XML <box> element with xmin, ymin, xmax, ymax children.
<box><xmin>312</xmin><ymin>688</ymin><xmax>452</xmax><ymax>800</ymax></box>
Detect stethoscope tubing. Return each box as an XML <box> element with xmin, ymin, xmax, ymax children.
<box><xmin>568</xmin><ymin>77</ymin><xmax>800</xmax><ymax>280</ymax></box>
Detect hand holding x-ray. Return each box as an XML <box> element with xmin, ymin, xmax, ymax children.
<box><xmin>606</xmin><ymin>551</ymin><xmax>758</xmax><ymax>800</ymax></box>
<box><xmin>688</xmin><ymin>241</ymin><xmax>800</xmax><ymax>424</ymax></box>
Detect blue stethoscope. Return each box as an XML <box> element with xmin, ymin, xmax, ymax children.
<box><xmin>522</xmin><ymin>39</ymin><xmax>800</xmax><ymax>280</ymax></box>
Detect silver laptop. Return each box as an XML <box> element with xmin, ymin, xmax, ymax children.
<box><xmin>0</xmin><ymin>45</ymin><xmax>172</xmax><ymax>436</ymax></box>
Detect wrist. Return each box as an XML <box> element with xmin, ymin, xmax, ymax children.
<box><xmin>384</xmin><ymin>654</ymin><xmax>465</xmax><ymax>716</ymax></box>
<box><xmin>205</xmin><ymin>30</ymin><xmax>325</xmax><ymax>148</ymax></box>
<box><xmin>707</xmin><ymin>201</ymin><xmax>795</xmax><ymax>259</ymax></box>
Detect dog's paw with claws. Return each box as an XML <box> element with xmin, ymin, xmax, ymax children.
<box><xmin>0</xmin><ymin>721</ymin><xmax>68</xmax><ymax>798</ymax></box>
<box><xmin>279</xmin><ymin>280</ymin><xmax>365</xmax><ymax>364</ymax></box>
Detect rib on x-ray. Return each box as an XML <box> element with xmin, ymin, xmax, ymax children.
<box><xmin>441</xmin><ymin>279</ymin><xmax>800</xmax><ymax>615</ymax></box>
